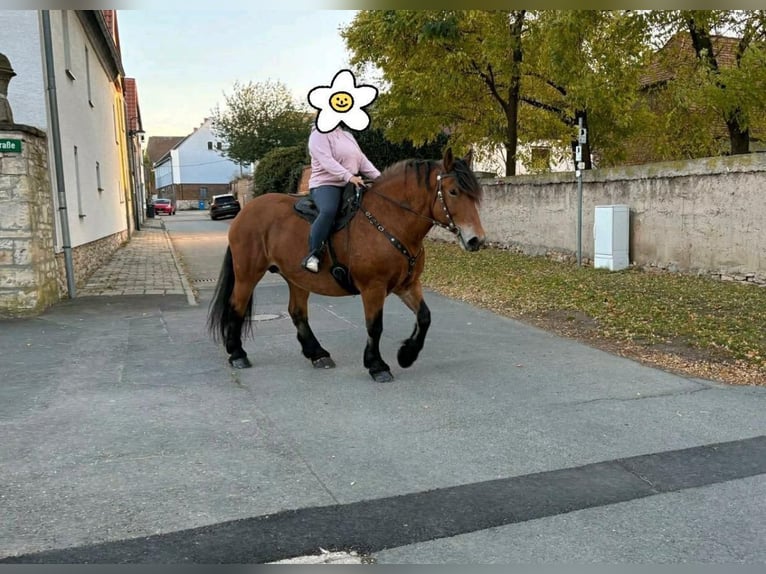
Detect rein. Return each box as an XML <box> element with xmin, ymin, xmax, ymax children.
<box><xmin>361</xmin><ymin>171</ymin><xmax>465</xmax><ymax>276</ymax></box>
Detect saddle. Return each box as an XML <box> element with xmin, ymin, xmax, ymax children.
<box><xmin>292</xmin><ymin>182</ymin><xmax>365</xmax><ymax>294</ymax></box>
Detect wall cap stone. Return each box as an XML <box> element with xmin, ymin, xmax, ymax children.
<box><xmin>0</xmin><ymin>122</ymin><xmax>46</xmax><ymax>139</ymax></box>
<box><xmin>480</xmin><ymin>152</ymin><xmax>766</xmax><ymax>187</ymax></box>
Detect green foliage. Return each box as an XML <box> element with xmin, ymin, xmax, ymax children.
<box><xmin>344</xmin><ymin>10</ymin><xmax>766</xmax><ymax>169</ymax></box>
<box><xmin>211</xmin><ymin>80</ymin><xmax>311</xmax><ymax>165</ymax></box>
<box><xmin>253</xmin><ymin>145</ymin><xmax>309</xmax><ymax>196</ymax></box>
<box><xmin>350</xmin><ymin>126</ymin><xmax>451</xmax><ymax>169</ymax></box>
<box><xmin>643</xmin><ymin>10</ymin><xmax>766</xmax><ymax>156</ymax></box>
<box><xmin>343</xmin><ymin>10</ymin><xmax>653</xmax><ymax>174</ymax></box>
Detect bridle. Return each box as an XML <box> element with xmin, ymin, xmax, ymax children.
<box><xmin>361</xmin><ymin>170</ymin><xmax>468</xmax><ymax>275</ymax></box>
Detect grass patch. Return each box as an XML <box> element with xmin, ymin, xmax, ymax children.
<box><xmin>421</xmin><ymin>240</ymin><xmax>766</xmax><ymax>384</ymax></box>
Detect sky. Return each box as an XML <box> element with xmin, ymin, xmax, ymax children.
<box><xmin>117</xmin><ymin>9</ymin><xmax>359</xmax><ymax>141</ymax></box>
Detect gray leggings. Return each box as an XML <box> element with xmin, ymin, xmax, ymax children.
<box><xmin>308</xmin><ymin>185</ymin><xmax>344</xmax><ymax>254</ymax></box>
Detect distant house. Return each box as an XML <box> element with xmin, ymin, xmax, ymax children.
<box><xmin>123</xmin><ymin>76</ymin><xmax>147</xmax><ymax>223</ymax></box>
<box><xmin>152</xmin><ymin>117</ymin><xmax>251</xmax><ymax>209</ymax></box>
<box><xmin>145</xmin><ymin>135</ymin><xmax>184</xmax><ymax>199</ymax></box>
<box><xmin>471</xmin><ymin>142</ymin><xmax>574</xmax><ymax>177</ymax></box>
<box><xmin>626</xmin><ymin>32</ymin><xmax>766</xmax><ymax>164</ymax></box>
<box><xmin>0</xmin><ymin>10</ymin><xmax>140</xmax><ymax>314</ymax></box>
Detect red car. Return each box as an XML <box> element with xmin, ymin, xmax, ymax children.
<box><xmin>153</xmin><ymin>198</ymin><xmax>176</xmax><ymax>215</ymax></box>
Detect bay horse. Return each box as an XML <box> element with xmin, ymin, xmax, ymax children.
<box><xmin>207</xmin><ymin>148</ymin><xmax>485</xmax><ymax>383</ymax></box>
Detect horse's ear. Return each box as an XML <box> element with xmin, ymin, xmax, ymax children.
<box><xmin>463</xmin><ymin>148</ymin><xmax>474</xmax><ymax>168</ymax></box>
<box><xmin>443</xmin><ymin>147</ymin><xmax>454</xmax><ymax>172</ymax></box>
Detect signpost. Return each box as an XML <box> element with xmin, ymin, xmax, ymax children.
<box><xmin>575</xmin><ymin>117</ymin><xmax>587</xmax><ymax>266</ymax></box>
<box><xmin>0</xmin><ymin>138</ymin><xmax>21</xmax><ymax>153</ymax></box>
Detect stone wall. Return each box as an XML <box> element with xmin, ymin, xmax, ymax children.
<box><xmin>0</xmin><ymin>124</ymin><xmax>59</xmax><ymax>316</ymax></box>
<box><xmin>432</xmin><ymin>153</ymin><xmax>766</xmax><ymax>286</ymax></box>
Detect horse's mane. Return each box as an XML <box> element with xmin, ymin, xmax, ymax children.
<box><xmin>375</xmin><ymin>157</ymin><xmax>483</xmax><ymax>204</ymax></box>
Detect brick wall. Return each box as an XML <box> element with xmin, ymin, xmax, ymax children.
<box><xmin>297</xmin><ymin>165</ymin><xmax>311</xmax><ymax>194</ymax></box>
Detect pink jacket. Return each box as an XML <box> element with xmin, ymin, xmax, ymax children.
<box><xmin>308</xmin><ymin>126</ymin><xmax>380</xmax><ymax>189</ymax></box>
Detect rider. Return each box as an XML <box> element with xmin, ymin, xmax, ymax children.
<box><xmin>302</xmin><ymin>124</ymin><xmax>381</xmax><ymax>273</ymax></box>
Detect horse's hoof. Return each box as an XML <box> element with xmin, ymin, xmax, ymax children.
<box><xmin>397</xmin><ymin>343</ymin><xmax>419</xmax><ymax>368</ymax></box>
<box><xmin>371</xmin><ymin>370</ymin><xmax>394</xmax><ymax>383</ymax></box>
<box><xmin>229</xmin><ymin>356</ymin><xmax>252</xmax><ymax>369</ymax></box>
<box><xmin>312</xmin><ymin>356</ymin><xmax>336</xmax><ymax>369</ymax></box>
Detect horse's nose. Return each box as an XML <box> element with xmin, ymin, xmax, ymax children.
<box><xmin>466</xmin><ymin>235</ymin><xmax>484</xmax><ymax>252</ymax></box>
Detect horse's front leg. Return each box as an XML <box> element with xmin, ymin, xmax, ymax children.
<box><xmin>395</xmin><ymin>280</ymin><xmax>431</xmax><ymax>369</ymax></box>
<box><xmin>288</xmin><ymin>284</ymin><xmax>335</xmax><ymax>369</ymax></box>
<box><xmin>360</xmin><ymin>285</ymin><xmax>393</xmax><ymax>383</ymax></box>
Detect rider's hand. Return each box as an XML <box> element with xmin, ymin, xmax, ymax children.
<box><xmin>349</xmin><ymin>175</ymin><xmax>365</xmax><ymax>188</ymax></box>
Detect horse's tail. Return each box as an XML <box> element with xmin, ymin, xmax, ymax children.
<box><xmin>207</xmin><ymin>246</ymin><xmax>254</xmax><ymax>342</ymax></box>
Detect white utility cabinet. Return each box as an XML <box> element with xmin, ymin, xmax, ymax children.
<box><xmin>593</xmin><ymin>204</ymin><xmax>629</xmax><ymax>271</ymax></box>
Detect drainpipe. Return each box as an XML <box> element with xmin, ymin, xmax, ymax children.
<box><xmin>42</xmin><ymin>10</ymin><xmax>76</xmax><ymax>298</ymax></box>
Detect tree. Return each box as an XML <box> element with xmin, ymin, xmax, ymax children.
<box><xmin>211</xmin><ymin>80</ymin><xmax>311</xmax><ymax>165</ymax></box>
<box><xmin>520</xmin><ymin>11</ymin><xmax>652</xmax><ymax>168</ymax></box>
<box><xmin>343</xmin><ymin>11</ymin><xmax>526</xmax><ymax>176</ymax></box>
<box><xmin>253</xmin><ymin>145</ymin><xmax>309</xmax><ymax>196</ymax></box>
<box><xmin>350</xmin><ymin>125</ymin><xmax>451</xmax><ymax>169</ymax></box>
<box><xmin>343</xmin><ymin>11</ymin><xmax>653</xmax><ymax>175</ymax></box>
<box><xmin>646</xmin><ymin>10</ymin><xmax>766</xmax><ymax>155</ymax></box>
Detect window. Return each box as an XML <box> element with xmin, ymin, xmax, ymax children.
<box><xmin>530</xmin><ymin>146</ymin><xmax>551</xmax><ymax>172</ymax></box>
<box><xmin>74</xmin><ymin>146</ymin><xmax>84</xmax><ymax>217</ymax></box>
<box><xmin>216</xmin><ymin>142</ymin><xmax>222</xmax><ymax>150</ymax></box>
<box><xmin>85</xmin><ymin>45</ymin><xmax>93</xmax><ymax>107</ymax></box>
<box><xmin>199</xmin><ymin>187</ymin><xmax>208</xmax><ymax>198</ymax></box>
<box><xmin>96</xmin><ymin>162</ymin><xmax>103</xmax><ymax>191</ymax></box>
<box><xmin>207</xmin><ymin>141</ymin><xmax>213</xmax><ymax>150</ymax></box>
<box><xmin>62</xmin><ymin>11</ymin><xmax>75</xmax><ymax>80</ymax></box>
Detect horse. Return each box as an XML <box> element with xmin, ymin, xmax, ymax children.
<box><xmin>207</xmin><ymin>147</ymin><xmax>486</xmax><ymax>383</ymax></box>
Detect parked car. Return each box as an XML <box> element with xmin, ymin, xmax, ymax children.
<box><xmin>153</xmin><ymin>198</ymin><xmax>176</xmax><ymax>215</ymax></box>
<box><xmin>210</xmin><ymin>194</ymin><xmax>241</xmax><ymax>220</ymax></box>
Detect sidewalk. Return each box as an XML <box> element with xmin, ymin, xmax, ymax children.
<box><xmin>78</xmin><ymin>217</ymin><xmax>196</xmax><ymax>306</ymax></box>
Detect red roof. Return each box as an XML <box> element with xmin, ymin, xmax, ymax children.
<box><xmin>102</xmin><ymin>10</ymin><xmax>122</xmax><ymax>63</ymax></box>
<box><xmin>124</xmin><ymin>77</ymin><xmax>141</xmax><ymax>132</ymax></box>
<box><xmin>641</xmin><ymin>33</ymin><xmax>741</xmax><ymax>88</ymax></box>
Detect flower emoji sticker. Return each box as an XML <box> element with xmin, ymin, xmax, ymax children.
<box><xmin>308</xmin><ymin>69</ymin><xmax>378</xmax><ymax>133</ymax></box>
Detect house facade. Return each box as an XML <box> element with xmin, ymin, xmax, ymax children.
<box><xmin>0</xmin><ymin>10</ymin><xmax>138</xmax><ymax>316</ymax></box>
<box><xmin>471</xmin><ymin>142</ymin><xmax>575</xmax><ymax>177</ymax></box>
<box><xmin>153</xmin><ymin>117</ymin><xmax>251</xmax><ymax>209</ymax></box>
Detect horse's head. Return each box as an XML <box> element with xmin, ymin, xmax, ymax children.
<box><xmin>436</xmin><ymin>147</ymin><xmax>486</xmax><ymax>252</ymax></box>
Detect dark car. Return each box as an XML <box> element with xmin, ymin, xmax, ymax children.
<box><xmin>210</xmin><ymin>194</ymin><xmax>241</xmax><ymax>220</ymax></box>
<box><xmin>153</xmin><ymin>198</ymin><xmax>176</xmax><ymax>215</ymax></box>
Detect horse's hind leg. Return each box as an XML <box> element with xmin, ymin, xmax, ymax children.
<box><xmin>395</xmin><ymin>280</ymin><xmax>431</xmax><ymax>369</ymax></box>
<box><xmin>226</xmin><ymin>271</ymin><xmax>263</xmax><ymax>368</ymax></box>
<box><xmin>288</xmin><ymin>284</ymin><xmax>335</xmax><ymax>369</ymax></box>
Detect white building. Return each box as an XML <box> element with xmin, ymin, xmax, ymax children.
<box><xmin>472</xmin><ymin>141</ymin><xmax>575</xmax><ymax>177</ymax></box>
<box><xmin>0</xmin><ymin>10</ymin><xmax>137</xmax><ymax>308</ymax></box>
<box><xmin>153</xmin><ymin>118</ymin><xmax>251</xmax><ymax>209</ymax></box>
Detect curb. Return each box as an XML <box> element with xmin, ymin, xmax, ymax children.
<box><xmin>158</xmin><ymin>219</ymin><xmax>198</xmax><ymax>307</ymax></box>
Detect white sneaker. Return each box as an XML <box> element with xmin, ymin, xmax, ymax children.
<box><xmin>303</xmin><ymin>255</ymin><xmax>319</xmax><ymax>273</ymax></box>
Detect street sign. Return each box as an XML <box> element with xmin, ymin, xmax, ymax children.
<box><xmin>0</xmin><ymin>138</ymin><xmax>22</xmax><ymax>153</ymax></box>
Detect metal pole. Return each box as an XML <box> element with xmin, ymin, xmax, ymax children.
<box><xmin>577</xmin><ymin>168</ymin><xmax>583</xmax><ymax>266</ymax></box>
<box><xmin>576</xmin><ymin>116</ymin><xmax>583</xmax><ymax>266</ymax></box>
<box><xmin>42</xmin><ymin>10</ymin><xmax>76</xmax><ymax>298</ymax></box>
<box><xmin>126</xmin><ymin>129</ymin><xmax>140</xmax><ymax>231</ymax></box>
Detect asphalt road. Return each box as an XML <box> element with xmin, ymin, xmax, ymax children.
<box><xmin>1</xmin><ymin>210</ymin><xmax>765</xmax><ymax>564</ymax></box>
